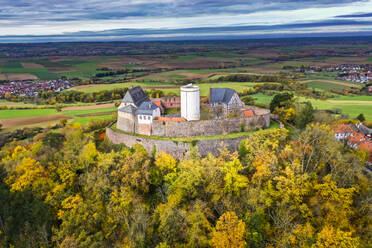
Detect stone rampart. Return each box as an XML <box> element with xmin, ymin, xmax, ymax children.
<box><xmin>151</xmin><ymin>110</ymin><xmax>270</xmax><ymax>137</ymax></box>
<box><xmin>106</xmin><ymin>128</ymin><xmax>250</xmax><ymax>159</ymax></box>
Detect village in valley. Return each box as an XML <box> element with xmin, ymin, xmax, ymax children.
<box><xmin>0</xmin><ymin>79</ymin><xmax>73</xmax><ymax>96</ymax></box>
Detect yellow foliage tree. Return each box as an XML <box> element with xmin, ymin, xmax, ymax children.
<box><xmin>313</xmin><ymin>226</ymin><xmax>359</xmax><ymax>248</ymax></box>
<box><xmin>6</xmin><ymin>157</ymin><xmax>45</xmax><ymax>192</ymax></box>
<box><xmin>223</xmin><ymin>159</ymin><xmax>249</xmax><ymax>195</ymax></box>
<box><xmin>274</xmin><ymin>107</ymin><xmax>295</xmax><ymax>123</ymax></box>
<box><xmin>211</xmin><ymin>211</ymin><xmax>246</xmax><ymax>248</ymax></box>
<box><xmin>155</xmin><ymin>152</ymin><xmax>177</xmax><ymax>176</ymax></box>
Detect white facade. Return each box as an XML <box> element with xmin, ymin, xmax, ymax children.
<box><xmin>181</xmin><ymin>84</ymin><xmax>200</xmax><ymax>121</ymax></box>
<box><xmin>137</xmin><ymin>108</ymin><xmax>161</xmax><ymax>124</ymax></box>
<box><xmin>335</xmin><ymin>132</ymin><xmax>353</xmax><ymax>141</ymax></box>
<box><xmin>228</xmin><ymin>93</ymin><xmax>244</xmax><ymax>109</ymax></box>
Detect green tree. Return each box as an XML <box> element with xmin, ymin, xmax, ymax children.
<box><xmin>240</xmin><ymin>95</ymin><xmax>255</xmax><ymax>105</ymax></box>
<box><xmin>295</xmin><ymin>101</ymin><xmax>315</xmax><ymax>129</ymax></box>
<box><xmin>42</xmin><ymin>132</ymin><xmax>66</xmax><ymax>149</ymax></box>
<box><xmin>356</xmin><ymin>113</ymin><xmax>365</xmax><ymax>122</ymax></box>
<box><xmin>269</xmin><ymin>93</ymin><xmax>293</xmax><ymax>112</ymax></box>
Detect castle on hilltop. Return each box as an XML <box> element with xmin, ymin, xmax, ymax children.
<box><xmin>117</xmin><ymin>84</ymin><xmax>270</xmax><ymax>137</ymax></box>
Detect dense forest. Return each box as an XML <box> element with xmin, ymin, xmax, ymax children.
<box><xmin>0</xmin><ymin>120</ymin><xmax>370</xmax><ymax>248</ymax></box>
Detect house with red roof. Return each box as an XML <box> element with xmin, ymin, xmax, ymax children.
<box><xmin>334</xmin><ymin>124</ymin><xmax>355</xmax><ymax>141</ymax></box>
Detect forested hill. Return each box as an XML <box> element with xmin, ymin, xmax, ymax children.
<box><xmin>0</xmin><ymin>123</ymin><xmax>370</xmax><ymax>247</ymax></box>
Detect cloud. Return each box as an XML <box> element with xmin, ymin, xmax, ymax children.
<box><xmin>1</xmin><ymin>18</ymin><xmax>371</xmax><ymax>42</ymax></box>
<box><xmin>0</xmin><ymin>0</ymin><xmax>368</xmax><ymax>22</ymax></box>
<box><xmin>0</xmin><ymin>0</ymin><xmax>372</xmax><ymax>41</ymax></box>
<box><xmin>337</xmin><ymin>12</ymin><xmax>372</xmax><ymax>18</ymax></box>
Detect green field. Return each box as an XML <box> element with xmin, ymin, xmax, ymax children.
<box><xmin>62</xmin><ymin>107</ymin><xmax>116</xmax><ymax>117</ymax></box>
<box><xmin>304</xmin><ymin>81</ymin><xmax>348</xmax><ymax>90</ymax></box>
<box><xmin>69</xmin><ymin>82</ymin><xmax>175</xmax><ymax>93</ymax></box>
<box><xmin>304</xmin><ymin>74</ymin><xmax>362</xmax><ymax>87</ymax></box>
<box><xmin>0</xmin><ymin>62</ymin><xmax>23</xmax><ymax>69</ymax></box>
<box><xmin>1</xmin><ymin>51</ymin><xmax>371</xmax><ymax>126</ymax></box>
<box><xmin>0</xmin><ymin>57</ymin><xmax>123</xmax><ymax>80</ymax></box>
<box><xmin>70</xmin><ymin>82</ymin><xmax>270</xmax><ymax>96</ymax></box>
<box><xmin>250</xmin><ymin>93</ymin><xmax>372</xmax><ymax>121</ymax></box>
<box><xmin>329</xmin><ymin>95</ymin><xmax>372</xmax><ymax>101</ymax></box>
<box><xmin>71</xmin><ymin>114</ymin><xmax>114</xmax><ymax>125</ymax></box>
<box><xmin>0</xmin><ymin>106</ymin><xmax>116</xmax><ymax>119</ymax></box>
<box><xmin>0</xmin><ymin>109</ymin><xmax>58</xmax><ymax>119</ymax></box>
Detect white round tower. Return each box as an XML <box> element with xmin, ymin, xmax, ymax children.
<box><xmin>181</xmin><ymin>84</ymin><xmax>200</xmax><ymax>121</ymax></box>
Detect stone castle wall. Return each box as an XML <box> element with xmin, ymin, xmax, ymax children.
<box><xmin>151</xmin><ymin>112</ymin><xmax>270</xmax><ymax>137</ymax></box>
<box><xmin>106</xmin><ymin>128</ymin><xmax>250</xmax><ymax>159</ymax></box>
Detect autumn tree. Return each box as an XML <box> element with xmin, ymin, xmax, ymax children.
<box><xmin>269</xmin><ymin>92</ymin><xmax>293</xmax><ymax>112</ymax></box>
<box><xmin>211</xmin><ymin>211</ymin><xmax>246</xmax><ymax>248</ymax></box>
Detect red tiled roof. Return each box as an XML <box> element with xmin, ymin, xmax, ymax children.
<box><xmin>244</xmin><ymin>110</ymin><xmax>255</xmax><ymax>117</ymax></box>
<box><xmin>152</xmin><ymin>100</ymin><xmax>163</xmax><ymax>108</ymax></box>
<box><xmin>348</xmin><ymin>132</ymin><xmax>365</xmax><ymax>145</ymax></box>
<box><xmin>334</xmin><ymin>124</ymin><xmax>354</xmax><ymax>134</ymax></box>
<box><xmin>156</xmin><ymin>116</ymin><xmax>186</xmax><ymax>122</ymax></box>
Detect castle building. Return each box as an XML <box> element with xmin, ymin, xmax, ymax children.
<box><xmin>119</xmin><ymin>86</ymin><xmax>149</xmax><ymax>109</ymax></box>
<box><xmin>137</xmin><ymin>101</ymin><xmax>161</xmax><ymax>135</ymax></box>
<box><xmin>117</xmin><ymin>86</ymin><xmax>156</xmax><ymax>133</ymax></box>
<box><xmin>209</xmin><ymin>88</ymin><xmax>244</xmax><ymax>111</ymax></box>
<box><xmin>181</xmin><ymin>84</ymin><xmax>200</xmax><ymax>121</ymax></box>
<box><xmin>116</xmin><ymin>85</ymin><xmax>269</xmax><ymax>137</ymax></box>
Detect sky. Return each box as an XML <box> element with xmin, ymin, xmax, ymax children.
<box><xmin>1</xmin><ymin>0</ymin><xmax>372</xmax><ymax>42</ymax></box>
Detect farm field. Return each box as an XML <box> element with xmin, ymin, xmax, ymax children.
<box><xmin>251</xmin><ymin>93</ymin><xmax>372</xmax><ymax>121</ymax></box>
<box><xmin>69</xmin><ymin>81</ymin><xmax>271</xmax><ymax>96</ymax></box>
<box><xmin>1</xmin><ymin>40</ymin><xmax>371</xmax><ymax>130</ymax></box>
<box><xmin>71</xmin><ymin>114</ymin><xmax>114</xmax><ymax>125</ymax></box>
<box><xmin>69</xmin><ymin>82</ymin><xmax>176</xmax><ymax>93</ymax></box>
<box><xmin>303</xmin><ymin>80</ymin><xmax>355</xmax><ymax>90</ymax></box>
<box><xmin>0</xmin><ymin>105</ymin><xmax>116</xmax><ymax>130</ymax></box>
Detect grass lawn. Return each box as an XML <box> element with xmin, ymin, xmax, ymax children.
<box><xmin>56</xmin><ymin>59</ymin><xmax>106</xmax><ymax>79</ymax></box>
<box><xmin>0</xmin><ymin>106</ymin><xmax>115</xmax><ymax>119</ymax></box>
<box><xmin>0</xmin><ymin>62</ymin><xmax>23</xmax><ymax>69</ymax></box>
<box><xmin>305</xmin><ymin>74</ymin><xmax>363</xmax><ymax>87</ymax></box>
<box><xmin>71</xmin><ymin>114</ymin><xmax>114</xmax><ymax>125</ymax></box>
<box><xmin>0</xmin><ymin>100</ymin><xmax>45</xmax><ymax>108</ymax></box>
<box><xmin>170</xmin><ymin>74</ymin><xmax>187</xmax><ymax>78</ymax></box>
<box><xmin>304</xmin><ymin>98</ymin><xmax>372</xmax><ymax>121</ymax></box>
<box><xmin>111</xmin><ymin>121</ymin><xmax>279</xmax><ymax>142</ymax></box>
<box><xmin>62</xmin><ymin>107</ymin><xmax>116</xmax><ymax>117</ymax></box>
<box><xmin>0</xmin><ymin>66</ymin><xmax>57</xmax><ymax>80</ymax></box>
<box><xmin>0</xmin><ymin>109</ymin><xmax>58</xmax><ymax>119</ymax></box>
<box><xmin>250</xmin><ymin>93</ymin><xmax>274</xmax><ymax>105</ymax></box>
<box><xmin>330</xmin><ymin>95</ymin><xmax>372</xmax><ymax>101</ymax></box>
<box><xmin>268</xmin><ymin>61</ymin><xmax>312</xmax><ymax>69</ymax></box>
<box><xmin>69</xmin><ymin>81</ymin><xmax>260</xmax><ymax>95</ymax></box>
<box><xmin>304</xmin><ymin>81</ymin><xmax>348</xmax><ymax>90</ymax></box>
<box><xmin>69</xmin><ymin>82</ymin><xmax>175</xmax><ymax>93</ymax></box>
<box><xmin>250</xmin><ymin>93</ymin><xmax>372</xmax><ymax>121</ymax></box>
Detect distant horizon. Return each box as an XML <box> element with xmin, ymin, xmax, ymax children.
<box><xmin>1</xmin><ymin>32</ymin><xmax>372</xmax><ymax>44</ymax></box>
<box><xmin>1</xmin><ymin>0</ymin><xmax>372</xmax><ymax>43</ymax></box>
